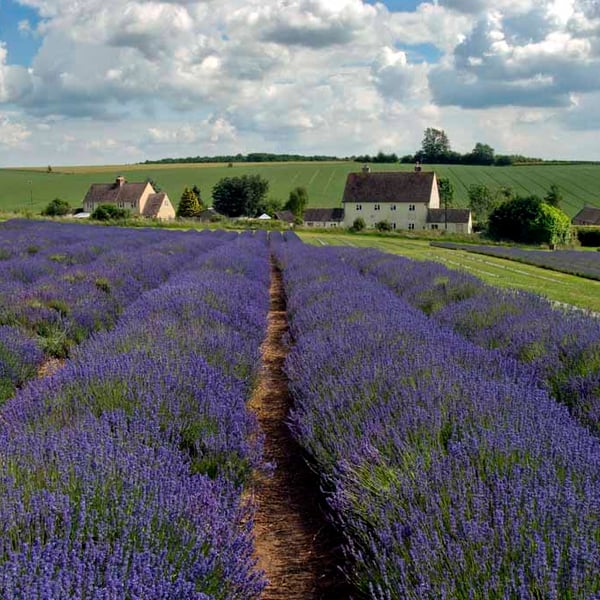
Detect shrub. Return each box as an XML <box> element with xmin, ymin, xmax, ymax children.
<box><xmin>577</xmin><ymin>227</ymin><xmax>600</xmax><ymax>247</ymax></box>
<box><xmin>42</xmin><ymin>198</ymin><xmax>71</xmax><ymax>217</ymax></box>
<box><xmin>375</xmin><ymin>220</ymin><xmax>393</xmax><ymax>232</ymax></box>
<box><xmin>91</xmin><ymin>204</ymin><xmax>130</xmax><ymax>221</ymax></box>
<box><xmin>350</xmin><ymin>217</ymin><xmax>366</xmax><ymax>232</ymax></box>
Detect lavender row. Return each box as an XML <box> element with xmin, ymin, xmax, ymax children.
<box><xmin>0</xmin><ymin>220</ymin><xmax>234</xmax><ymax>402</ymax></box>
<box><xmin>431</xmin><ymin>241</ymin><xmax>600</xmax><ymax>280</ymax></box>
<box><xmin>0</xmin><ymin>232</ymin><xmax>270</xmax><ymax>598</ymax></box>
<box><xmin>333</xmin><ymin>246</ymin><xmax>600</xmax><ymax>437</ymax></box>
<box><xmin>273</xmin><ymin>236</ymin><xmax>600</xmax><ymax>598</ymax></box>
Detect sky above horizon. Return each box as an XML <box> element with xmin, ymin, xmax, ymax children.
<box><xmin>0</xmin><ymin>0</ymin><xmax>599</xmax><ymax>166</ymax></box>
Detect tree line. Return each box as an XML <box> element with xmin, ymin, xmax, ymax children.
<box><xmin>144</xmin><ymin>153</ymin><xmax>342</xmax><ymax>165</ymax></box>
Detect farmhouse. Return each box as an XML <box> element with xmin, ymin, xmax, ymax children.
<box><xmin>83</xmin><ymin>176</ymin><xmax>175</xmax><ymax>220</ymax></box>
<box><xmin>342</xmin><ymin>167</ymin><xmax>472</xmax><ymax>233</ymax></box>
<box><xmin>572</xmin><ymin>206</ymin><xmax>600</xmax><ymax>226</ymax></box>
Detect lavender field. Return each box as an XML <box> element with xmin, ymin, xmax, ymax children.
<box><xmin>275</xmin><ymin>233</ymin><xmax>600</xmax><ymax>599</ymax></box>
<box><xmin>1</xmin><ymin>220</ymin><xmax>600</xmax><ymax>598</ymax></box>
<box><xmin>432</xmin><ymin>241</ymin><xmax>600</xmax><ymax>281</ymax></box>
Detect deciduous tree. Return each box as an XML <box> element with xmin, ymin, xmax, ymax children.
<box><xmin>284</xmin><ymin>186</ymin><xmax>309</xmax><ymax>218</ymax></box>
<box><xmin>544</xmin><ymin>183</ymin><xmax>563</xmax><ymax>208</ymax></box>
<box><xmin>467</xmin><ymin>183</ymin><xmax>498</xmax><ymax>224</ymax></box>
<box><xmin>420</xmin><ymin>127</ymin><xmax>451</xmax><ymax>163</ymax></box>
<box><xmin>212</xmin><ymin>175</ymin><xmax>269</xmax><ymax>218</ymax></box>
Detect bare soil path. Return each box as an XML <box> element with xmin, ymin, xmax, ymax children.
<box><xmin>248</xmin><ymin>258</ymin><xmax>351</xmax><ymax>599</ymax></box>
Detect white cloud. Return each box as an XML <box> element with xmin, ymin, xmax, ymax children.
<box><xmin>0</xmin><ymin>0</ymin><xmax>599</xmax><ymax>164</ymax></box>
<box><xmin>0</xmin><ymin>114</ymin><xmax>31</xmax><ymax>147</ymax></box>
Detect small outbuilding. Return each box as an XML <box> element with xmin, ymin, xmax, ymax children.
<box><xmin>572</xmin><ymin>206</ymin><xmax>600</xmax><ymax>226</ymax></box>
<box><xmin>303</xmin><ymin>208</ymin><xmax>345</xmax><ymax>228</ymax></box>
<box><xmin>426</xmin><ymin>208</ymin><xmax>473</xmax><ymax>234</ymax></box>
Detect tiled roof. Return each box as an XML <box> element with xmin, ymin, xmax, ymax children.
<box><xmin>342</xmin><ymin>171</ymin><xmax>435</xmax><ymax>204</ymax></box>
<box><xmin>83</xmin><ymin>179</ymin><xmax>149</xmax><ymax>205</ymax></box>
<box><xmin>274</xmin><ymin>210</ymin><xmax>295</xmax><ymax>223</ymax></box>
<box><xmin>572</xmin><ymin>206</ymin><xmax>600</xmax><ymax>226</ymax></box>
<box><xmin>143</xmin><ymin>192</ymin><xmax>167</xmax><ymax>217</ymax></box>
<box><xmin>303</xmin><ymin>208</ymin><xmax>345</xmax><ymax>222</ymax></box>
<box><xmin>427</xmin><ymin>208</ymin><xmax>471</xmax><ymax>224</ymax></box>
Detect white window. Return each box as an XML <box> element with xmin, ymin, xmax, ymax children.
<box><xmin>374</xmin><ymin>204</ymin><xmax>380</xmax><ymax>210</ymax></box>
<box><xmin>392</xmin><ymin>222</ymin><xmax>396</xmax><ymax>229</ymax></box>
<box><xmin>409</xmin><ymin>204</ymin><xmax>416</xmax><ymax>211</ymax></box>
<box><xmin>408</xmin><ymin>223</ymin><xmax>415</xmax><ymax>230</ymax></box>
<box><xmin>356</xmin><ymin>204</ymin><xmax>362</xmax><ymax>211</ymax></box>
<box><xmin>431</xmin><ymin>224</ymin><xmax>439</xmax><ymax>230</ymax></box>
<box><xmin>391</xmin><ymin>205</ymin><xmax>397</xmax><ymax>211</ymax></box>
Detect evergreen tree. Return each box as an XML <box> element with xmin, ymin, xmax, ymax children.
<box><xmin>177</xmin><ymin>187</ymin><xmax>202</xmax><ymax>218</ymax></box>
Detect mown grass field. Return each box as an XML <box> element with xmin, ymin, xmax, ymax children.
<box><xmin>1</xmin><ymin>161</ymin><xmax>600</xmax><ymax>217</ymax></box>
<box><xmin>300</xmin><ymin>231</ymin><xmax>600</xmax><ymax>312</ymax></box>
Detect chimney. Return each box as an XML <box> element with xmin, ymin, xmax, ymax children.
<box><xmin>414</xmin><ymin>161</ymin><xmax>422</xmax><ymax>172</ymax></box>
<box><xmin>361</xmin><ymin>164</ymin><xmax>371</xmax><ymax>174</ymax></box>
<box><xmin>116</xmin><ymin>176</ymin><xmax>126</xmax><ymax>187</ymax></box>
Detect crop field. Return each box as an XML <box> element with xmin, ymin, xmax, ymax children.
<box><xmin>2</xmin><ymin>161</ymin><xmax>600</xmax><ymax>217</ymax></box>
<box><xmin>432</xmin><ymin>241</ymin><xmax>600</xmax><ymax>281</ymax></box>
<box><xmin>300</xmin><ymin>231</ymin><xmax>600</xmax><ymax>312</ymax></box>
<box><xmin>1</xmin><ymin>219</ymin><xmax>600</xmax><ymax>597</ymax></box>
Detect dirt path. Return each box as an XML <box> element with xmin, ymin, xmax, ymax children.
<box><xmin>248</xmin><ymin>259</ymin><xmax>351</xmax><ymax>600</ymax></box>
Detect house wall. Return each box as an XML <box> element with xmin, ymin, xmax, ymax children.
<box><xmin>428</xmin><ymin>214</ymin><xmax>473</xmax><ymax>234</ymax></box>
<box><xmin>133</xmin><ymin>184</ymin><xmax>155</xmax><ymax>215</ymax></box>
<box><xmin>305</xmin><ymin>221</ymin><xmax>342</xmax><ymax>228</ymax></box>
<box><xmin>343</xmin><ymin>202</ymin><xmax>430</xmax><ymax>230</ymax></box>
<box><xmin>154</xmin><ymin>196</ymin><xmax>176</xmax><ymax>220</ymax></box>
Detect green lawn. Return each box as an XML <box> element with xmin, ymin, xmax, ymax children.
<box><xmin>2</xmin><ymin>161</ymin><xmax>600</xmax><ymax>217</ymax></box>
<box><xmin>300</xmin><ymin>231</ymin><xmax>600</xmax><ymax>313</ymax></box>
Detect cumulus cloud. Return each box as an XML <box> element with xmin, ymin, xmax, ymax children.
<box><xmin>429</xmin><ymin>2</ymin><xmax>600</xmax><ymax>109</ymax></box>
<box><xmin>1</xmin><ymin>0</ymin><xmax>600</xmax><ymax>164</ymax></box>
<box><xmin>0</xmin><ymin>114</ymin><xmax>31</xmax><ymax>147</ymax></box>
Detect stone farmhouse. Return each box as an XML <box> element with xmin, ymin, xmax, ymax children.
<box><xmin>297</xmin><ymin>167</ymin><xmax>472</xmax><ymax>233</ymax></box>
<box><xmin>342</xmin><ymin>167</ymin><xmax>472</xmax><ymax>234</ymax></box>
<box><xmin>83</xmin><ymin>176</ymin><xmax>175</xmax><ymax>220</ymax></box>
<box><xmin>572</xmin><ymin>206</ymin><xmax>600</xmax><ymax>226</ymax></box>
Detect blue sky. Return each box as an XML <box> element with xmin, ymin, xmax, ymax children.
<box><xmin>0</xmin><ymin>0</ymin><xmax>41</xmax><ymax>65</ymax></box>
<box><xmin>0</xmin><ymin>0</ymin><xmax>599</xmax><ymax>166</ymax></box>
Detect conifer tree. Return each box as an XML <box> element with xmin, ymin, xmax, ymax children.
<box><xmin>176</xmin><ymin>187</ymin><xmax>202</xmax><ymax>218</ymax></box>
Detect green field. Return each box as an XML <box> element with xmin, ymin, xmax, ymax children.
<box><xmin>300</xmin><ymin>231</ymin><xmax>600</xmax><ymax>313</ymax></box>
<box><xmin>1</xmin><ymin>161</ymin><xmax>600</xmax><ymax>217</ymax></box>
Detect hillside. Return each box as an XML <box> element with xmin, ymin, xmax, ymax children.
<box><xmin>1</xmin><ymin>162</ymin><xmax>599</xmax><ymax>217</ymax></box>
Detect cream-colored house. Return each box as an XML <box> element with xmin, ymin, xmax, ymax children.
<box><xmin>83</xmin><ymin>176</ymin><xmax>175</xmax><ymax>220</ymax></box>
<box><xmin>340</xmin><ymin>168</ymin><xmax>472</xmax><ymax>234</ymax></box>
<box><xmin>343</xmin><ymin>169</ymin><xmax>440</xmax><ymax>231</ymax></box>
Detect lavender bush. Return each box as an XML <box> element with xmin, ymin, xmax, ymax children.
<box><xmin>0</xmin><ymin>232</ymin><xmax>270</xmax><ymax>597</ymax></box>
<box><xmin>274</xmin><ymin>238</ymin><xmax>600</xmax><ymax>598</ymax></box>
<box><xmin>0</xmin><ymin>221</ymin><xmax>233</xmax><ymax>402</ymax></box>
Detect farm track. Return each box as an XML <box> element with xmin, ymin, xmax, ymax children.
<box><xmin>248</xmin><ymin>258</ymin><xmax>350</xmax><ymax>600</ymax></box>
